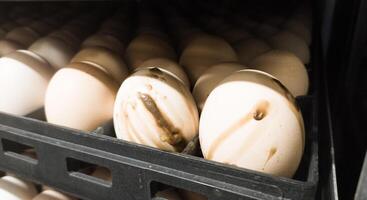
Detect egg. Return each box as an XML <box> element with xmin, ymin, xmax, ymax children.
<box><xmin>29</xmin><ymin>36</ymin><xmax>76</xmax><ymax>70</ymax></box>
<box><xmin>29</xmin><ymin>21</ymin><xmax>54</xmax><ymax>35</ymax></box>
<box><xmin>91</xmin><ymin>167</ymin><xmax>112</xmax><ymax>182</ymax></box>
<box><xmin>219</xmin><ymin>28</ymin><xmax>253</xmax><ymax>44</ymax></box>
<box><xmin>284</xmin><ymin>19</ymin><xmax>311</xmax><ymax>45</ymax></box>
<box><xmin>179</xmin><ymin>35</ymin><xmax>238</xmax><ymax>83</ymax></box>
<box><xmin>124</xmin><ymin>34</ymin><xmax>176</xmax><ymax>69</ymax></box>
<box><xmin>254</xmin><ymin>23</ymin><xmax>279</xmax><ymax>38</ymax></box>
<box><xmin>0</xmin><ymin>39</ymin><xmax>25</xmax><ymax>56</ymax></box>
<box><xmin>199</xmin><ymin>69</ymin><xmax>305</xmax><ymax>178</ymax></box>
<box><xmin>1</xmin><ymin>22</ymin><xmax>18</xmax><ymax>32</ymax></box>
<box><xmin>155</xmin><ymin>189</ymin><xmax>182</xmax><ymax>200</ymax></box>
<box><xmin>193</xmin><ymin>62</ymin><xmax>246</xmax><ymax>111</ymax></box>
<box><xmin>178</xmin><ymin>190</ymin><xmax>207</xmax><ymax>200</ymax></box>
<box><xmin>267</xmin><ymin>30</ymin><xmax>310</xmax><ymax>64</ymax></box>
<box><xmin>250</xmin><ymin>50</ymin><xmax>309</xmax><ymax>96</ymax></box>
<box><xmin>45</xmin><ymin>62</ymin><xmax>118</xmax><ymax>131</ymax></box>
<box><xmin>70</xmin><ymin>46</ymin><xmax>129</xmax><ymax>83</ymax></box>
<box><xmin>0</xmin><ymin>176</ymin><xmax>38</xmax><ymax>200</ymax></box>
<box><xmin>82</xmin><ymin>33</ymin><xmax>125</xmax><ymax>54</ymax></box>
<box><xmin>0</xmin><ymin>50</ymin><xmax>54</xmax><ymax>115</ymax></box>
<box><xmin>234</xmin><ymin>38</ymin><xmax>271</xmax><ymax>65</ymax></box>
<box><xmin>5</xmin><ymin>26</ymin><xmax>40</xmax><ymax>47</ymax></box>
<box><xmin>48</xmin><ymin>30</ymin><xmax>81</xmax><ymax>49</ymax></box>
<box><xmin>113</xmin><ymin>68</ymin><xmax>199</xmax><ymax>152</ymax></box>
<box><xmin>32</xmin><ymin>190</ymin><xmax>76</xmax><ymax>200</ymax></box>
<box><xmin>136</xmin><ymin>58</ymin><xmax>190</xmax><ymax>88</ymax></box>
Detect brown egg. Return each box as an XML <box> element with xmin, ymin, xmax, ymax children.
<box><xmin>250</xmin><ymin>50</ymin><xmax>309</xmax><ymax>96</ymax></box>
<box><xmin>45</xmin><ymin>62</ymin><xmax>118</xmax><ymax>131</ymax></box>
<box><xmin>125</xmin><ymin>34</ymin><xmax>176</xmax><ymax>69</ymax></box>
<box><xmin>267</xmin><ymin>30</ymin><xmax>310</xmax><ymax>64</ymax></box>
<box><xmin>199</xmin><ymin>69</ymin><xmax>305</xmax><ymax>178</ymax></box>
<box><xmin>82</xmin><ymin>33</ymin><xmax>125</xmax><ymax>54</ymax></box>
<box><xmin>178</xmin><ymin>190</ymin><xmax>207</xmax><ymax>200</ymax></box>
<box><xmin>137</xmin><ymin>58</ymin><xmax>190</xmax><ymax>88</ymax></box>
<box><xmin>0</xmin><ymin>50</ymin><xmax>54</xmax><ymax>115</ymax></box>
<box><xmin>5</xmin><ymin>26</ymin><xmax>40</xmax><ymax>47</ymax></box>
<box><xmin>179</xmin><ymin>34</ymin><xmax>238</xmax><ymax>83</ymax></box>
<box><xmin>71</xmin><ymin>46</ymin><xmax>129</xmax><ymax>83</ymax></box>
<box><xmin>234</xmin><ymin>38</ymin><xmax>271</xmax><ymax>65</ymax></box>
<box><xmin>29</xmin><ymin>36</ymin><xmax>77</xmax><ymax>70</ymax></box>
<box><xmin>0</xmin><ymin>39</ymin><xmax>24</xmax><ymax>56</ymax></box>
<box><xmin>193</xmin><ymin>62</ymin><xmax>246</xmax><ymax>111</ymax></box>
<box><xmin>91</xmin><ymin>167</ymin><xmax>112</xmax><ymax>182</ymax></box>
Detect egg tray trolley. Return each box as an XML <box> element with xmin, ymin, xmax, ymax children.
<box><xmin>0</xmin><ymin>8</ymin><xmax>320</xmax><ymax>200</ymax></box>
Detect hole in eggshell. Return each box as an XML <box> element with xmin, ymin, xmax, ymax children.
<box><xmin>253</xmin><ymin>100</ymin><xmax>269</xmax><ymax>120</ymax></box>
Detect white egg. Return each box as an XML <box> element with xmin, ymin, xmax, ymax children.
<box><xmin>113</xmin><ymin>68</ymin><xmax>199</xmax><ymax>152</ymax></box>
<box><xmin>71</xmin><ymin>46</ymin><xmax>129</xmax><ymax>84</ymax></box>
<box><xmin>82</xmin><ymin>33</ymin><xmax>125</xmax><ymax>54</ymax></box>
<box><xmin>45</xmin><ymin>62</ymin><xmax>118</xmax><ymax>131</ymax></box>
<box><xmin>0</xmin><ymin>39</ymin><xmax>24</xmax><ymax>56</ymax></box>
<box><xmin>137</xmin><ymin>57</ymin><xmax>190</xmax><ymax>89</ymax></box>
<box><xmin>250</xmin><ymin>50</ymin><xmax>309</xmax><ymax>96</ymax></box>
<box><xmin>199</xmin><ymin>69</ymin><xmax>305</xmax><ymax>178</ymax></box>
<box><xmin>32</xmin><ymin>190</ymin><xmax>76</xmax><ymax>200</ymax></box>
<box><xmin>5</xmin><ymin>26</ymin><xmax>40</xmax><ymax>47</ymax></box>
<box><xmin>0</xmin><ymin>176</ymin><xmax>38</xmax><ymax>200</ymax></box>
<box><xmin>267</xmin><ymin>30</ymin><xmax>310</xmax><ymax>64</ymax></box>
<box><xmin>179</xmin><ymin>34</ymin><xmax>238</xmax><ymax>83</ymax></box>
<box><xmin>125</xmin><ymin>34</ymin><xmax>176</xmax><ymax>69</ymax></box>
<box><xmin>193</xmin><ymin>62</ymin><xmax>246</xmax><ymax>111</ymax></box>
<box><xmin>0</xmin><ymin>50</ymin><xmax>54</xmax><ymax>115</ymax></box>
<box><xmin>29</xmin><ymin>36</ymin><xmax>76</xmax><ymax>70</ymax></box>
<box><xmin>234</xmin><ymin>38</ymin><xmax>271</xmax><ymax>65</ymax></box>
<box><xmin>155</xmin><ymin>189</ymin><xmax>182</xmax><ymax>200</ymax></box>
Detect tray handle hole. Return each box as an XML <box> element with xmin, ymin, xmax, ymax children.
<box><xmin>66</xmin><ymin>157</ymin><xmax>112</xmax><ymax>187</ymax></box>
<box><xmin>151</xmin><ymin>181</ymin><xmax>207</xmax><ymax>200</ymax></box>
<box><xmin>1</xmin><ymin>139</ymin><xmax>38</xmax><ymax>164</ymax></box>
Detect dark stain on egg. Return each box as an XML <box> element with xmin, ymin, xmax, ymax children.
<box><xmin>138</xmin><ymin>92</ymin><xmax>186</xmax><ymax>151</ymax></box>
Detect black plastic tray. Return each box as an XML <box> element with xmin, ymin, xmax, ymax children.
<box><xmin>0</xmin><ymin>94</ymin><xmax>318</xmax><ymax>200</ymax></box>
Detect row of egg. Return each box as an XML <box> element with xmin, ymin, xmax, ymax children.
<box><xmin>0</xmin><ymin>167</ymin><xmax>110</xmax><ymax>200</ymax></box>
<box><xmin>0</xmin><ymin>5</ymin><xmax>309</xmax><ymax>179</ymax></box>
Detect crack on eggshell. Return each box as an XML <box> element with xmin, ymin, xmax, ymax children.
<box><xmin>263</xmin><ymin>147</ymin><xmax>277</xmax><ymax>170</ymax></box>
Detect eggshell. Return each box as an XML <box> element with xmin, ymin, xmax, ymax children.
<box><xmin>6</xmin><ymin>26</ymin><xmax>40</xmax><ymax>47</ymax></box>
<box><xmin>124</xmin><ymin>34</ymin><xmax>176</xmax><ymax>69</ymax></box>
<box><xmin>33</xmin><ymin>190</ymin><xmax>76</xmax><ymax>200</ymax></box>
<box><xmin>219</xmin><ymin>28</ymin><xmax>252</xmax><ymax>44</ymax></box>
<box><xmin>0</xmin><ymin>39</ymin><xmax>24</xmax><ymax>56</ymax></box>
<box><xmin>113</xmin><ymin>68</ymin><xmax>199</xmax><ymax>152</ymax></box>
<box><xmin>284</xmin><ymin>19</ymin><xmax>311</xmax><ymax>45</ymax></box>
<box><xmin>254</xmin><ymin>23</ymin><xmax>279</xmax><ymax>38</ymax></box>
<box><xmin>82</xmin><ymin>33</ymin><xmax>125</xmax><ymax>53</ymax></box>
<box><xmin>91</xmin><ymin>167</ymin><xmax>112</xmax><ymax>182</ymax></box>
<box><xmin>45</xmin><ymin>62</ymin><xmax>118</xmax><ymax>131</ymax></box>
<box><xmin>234</xmin><ymin>38</ymin><xmax>271</xmax><ymax>65</ymax></box>
<box><xmin>29</xmin><ymin>21</ymin><xmax>54</xmax><ymax>35</ymax></box>
<box><xmin>179</xmin><ymin>35</ymin><xmax>238</xmax><ymax>83</ymax></box>
<box><xmin>48</xmin><ymin>30</ymin><xmax>80</xmax><ymax>49</ymax></box>
<box><xmin>193</xmin><ymin>62</ymin><xmax>246</xmax><ymax>111</ymax></box>
<box><xmin>267</xmin><ymin>30</ymin><xmax>310</xmax><ymax>64</ymax></box>
<box><xmin>178</xmin><ymin>190</ymin><xmax>207</xmax><ymax>200</ymax></box>
<box><xmin>137</xmin><ymin>58</ymin><xmax>190</xmax><ymax>88</ymax></box>
<box><xmin>0</xmin><ymin>176</ymin><xmax>38</xmax><ymax>200</ymax></box>
<box><xmin>71</xmin><ymin>46</ymin><xmax>129</xmax><ymax>83</ymax></box>
<box><xmin>250</xmin><ymin>50</ymin><xmax>309</xmax><ymax>96</ymax></box>
<box><xmin>1</xmin><ymin>22</ymin><xmax>18</xmax><ymax>32</ymax></box>
<box><xmin>0</xmin><ymin>50</ymin><xmax>54</xmax><ymax>115</ymax></box>
<box><xmin>199</xmin><ymin>69</ymin><xmax>305</xmax><ymax>178</ymax></box>
<box><xmin>155</xmin><ymin>189</ymin><xmax>182</xmax><ymax>200</ymax></box>
<box><xmin>29</xmin><ymin>36</ymin><xmax>76</xmax><ymax>70</ymax></box>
